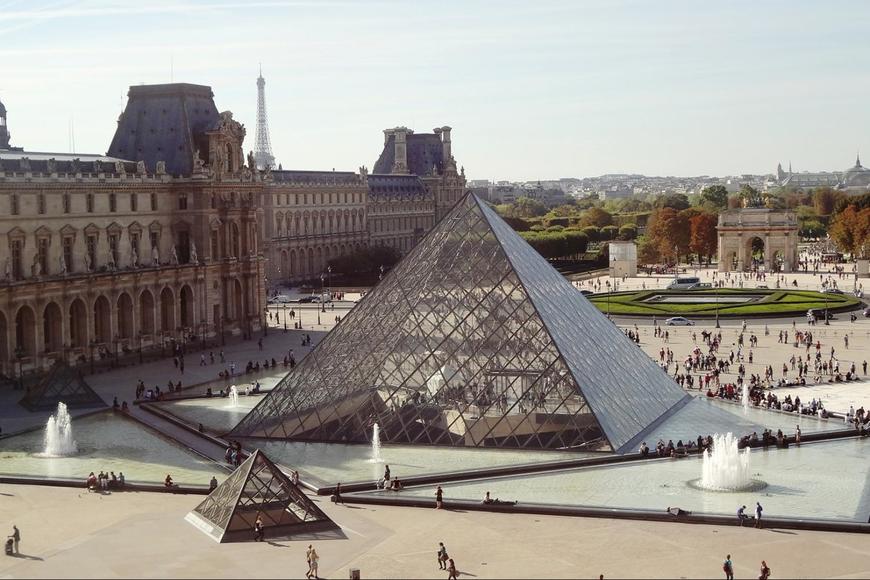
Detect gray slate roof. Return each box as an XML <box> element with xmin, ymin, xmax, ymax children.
<box><xmin>373</xmin><ymin>133</ymin><xmax>445</xmax><ymax>176</ymax></box>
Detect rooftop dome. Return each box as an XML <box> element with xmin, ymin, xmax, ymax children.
<box><xmin>0</xmin><ymin>98</ymin><xmax>6</xmax><ymax>116</ymax></box>
<box><xmin>843</xmin><ymin>154</ymin><xmax>870</xmax><ymax>186</ymax></box>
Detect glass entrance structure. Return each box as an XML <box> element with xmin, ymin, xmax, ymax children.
<box><xmin>232</xmin><ymin>194</ymin><xmax>689</xmax><ymax>453</ymax></box>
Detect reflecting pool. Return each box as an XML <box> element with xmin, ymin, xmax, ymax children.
<box><xmin>0</xmin><ymin>412</ymin><xmax>225</xmax><ymax>487</ymax></box>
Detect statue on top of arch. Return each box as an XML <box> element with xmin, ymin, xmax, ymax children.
<box><xmin>739</xmin><ymin>185</ymin><xmax>765</xmax><ymax>209</ymax></box>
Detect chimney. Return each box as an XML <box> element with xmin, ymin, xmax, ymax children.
<box><xmin>390</xmin><ymin>126</ymin><xmax>410</xmax><ymax>174</ymax></box>
<box><xmin>440</xmin><ymin>126</ymin><xmax>452</xmax><ymax>161</ymax></box>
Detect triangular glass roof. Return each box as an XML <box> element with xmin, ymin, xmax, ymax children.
<box><xmin>231</xmin><ymin>194</ymin><xmax>688</xmax><ymax>453</ymax></box>
<box><xmin>186</xmin><ymin>450</ymin><xmax>333</xmax><ymax>543</ymax></box>
<box><xmin>18</xmin><ymin>362</ymin><xmax>105</xmax><ymax>412</ymax></box>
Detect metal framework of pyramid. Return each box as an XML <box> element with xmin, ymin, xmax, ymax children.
<box><xmin>231</xmin><ymin>193</ymin><xmax>689</xmax><ymax>453</ymax></box>
<box><xmin>185</xmin><ymin>450</ymin><xmax>334</xmax><ymax>543</ymax></box>
<box><xmin>18</xmin><ymin>362</ymin><xmax>105</xmax><ymax>411</ymax></box>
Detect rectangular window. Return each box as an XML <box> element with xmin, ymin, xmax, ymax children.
<box><xmin>177</xmin><ymin>231</ymin><xmax>190</xmax><ymax>263</ymax></box>
<box><xmin>109</xmin><ymin>233</ymin><xmax>120</xmax><ymax>265</ymax></box>
<box><xmin>86</xmin><ymin>193</ymin><xmax>94</xmax><ymax>213</ymax></box>
<box><xmin>109</xmin><ymin>193</ymin><xmax>117</xmax><ymax>212</ymax></box>
<box><xmin>63</xmin><ymin>193</ymin><xmax>71</xmax><ymax>214</ymax></box>
<box><xmin>37</xmin><ymin>238</ymin><xmax>49</xmax><ymax>274</ymax></box>
<box><xmin>130</xmin><ymin>193</ymin><xmax>137</xmax><ymax>212</ymax></box>
<box><xmin>38</xmin><ymin>194</ymin><xmax>46</xmax><ymax>215</ymax></box>
<box><xmin>62</xmin><ymin>237</ymin><xmax>74</xmax><ymax>273</ymax></box>
<box><xmin>10</xmin><ymin>240</ymin><xmax>22</xmax><ymax>279</ymax></box>
<box><xmin>178</xmin><ymin>194</ymin><xmax>188</xmax><ymax>210</ymax></box>
<box><xmin>86</xmin><ymin>235</ymin><xmax>97</xmax><ymax>268</ymax></box>
<box><xmin>10</xmin><ymin>194</ymin><xmax>19</xmax><ymax>215</ymax></box>
<box><xmin>150</xmin><ymin>193</ymin><xmax>157</xmax><ymax>211</ymax></box>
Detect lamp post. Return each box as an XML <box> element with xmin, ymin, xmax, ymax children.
<box><xmin>379</xmin><ymin>265</ymin><xmax>385</xmax><ymax>281</ymax></box>
<box><xmin>14</xmin><ymin>346</ymin><xmax>24</xmax><ymax>390</ymax></box>
<box><xmin>317</xmin><ymin>272</ymin><xmax>324</xmax><ymax>325</ymax></box>
<box><xmin>88</xmin><ymin>339</ymin><xmax>95</xmax><ymax>374</ymax></box>
<box><xmin>219</xmin><ymin>316</ymin><xmax>225</xmax><ymax>346</ymax></box>
<box><xmin>824</xmin><ymin>290</ymin><xmax>830</xmax><ymax>326</ymax></box>
<box><xmin>263</xmin><ymin>276</ymin><xmax>269</xmax><ymax>337</ymax></box>
<box><xmin>137</xmin><ymin>331</ymin><xmax>143</xmax><ymax>364</ymax></box>
<box><xmin>283</xmin><ymin>302</ymin><xmax>287</xmax><ymax>332</ymax></box>
<box><xmin>715</xmin><ymin>290</ymin><xmax>720</xmax><ymax>329</ymax></box>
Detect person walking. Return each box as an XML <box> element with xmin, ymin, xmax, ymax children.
<box><xmin>8</xmin><ymin>525</ymin><xmax>19</xmax><ymax>555</ymax></box>
<box><xmin>435</xmin><ymin>486</ymin><xmax>443</xmax><ymax>509</ymax></box>
<box><xmin>437</xmin><ymin>542</ymin><xmax>448</xmax><ymax>570</ymax></box>
<box><xmin>253</xmin><ymin>514</ymin><xmax>265</xmax><ymax>542</ymax></box>
<box><xmin>754</xmin><ymin>501</ymin><xmax>763</xmax><ymax>528</ymax></box>
<box><xmin>723</xmin><ymin>554</ymin><xmax>734</xmax><ymax>580</ymax></box>
<box><xmin>447</xmin><ymin>557</ymin><xmax>458</xmax><ymax>580</ymax></box>
<box><xmin>759</xmin><ymin>560</ymin><xmax>771</xmax><ymax>580</ymax></box>
<box><xmin>334</xmin><ymin>482</ymin><xmax>343</xmax><ymax>504</ymax></box>
<box><xmin>306</xmin><ymin>544</ymin><xmax>320</xmax><ymax>579</ymax></box>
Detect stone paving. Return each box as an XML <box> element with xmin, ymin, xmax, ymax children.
<box><xmin>1</xmin><ymin>483</ymin><xmax>869</xmax><ymax>579</ymax></box>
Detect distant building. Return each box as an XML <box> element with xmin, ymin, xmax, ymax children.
<box><xmin>776</xmin><ymin>156</ymin><xmax>870</xmax><ymax>193</ymax></box>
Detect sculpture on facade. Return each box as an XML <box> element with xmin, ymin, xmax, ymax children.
<box><xmin>137</xmin><ymin>160</ymin><xmax>147</xmax><ymax>175</ymax></box>
<box><xmin>107</xmin><ymin>249</ymin><xmax>116</xmax><ymax>271</ymax></box>
<box><xmin>31</xmin><ymin>255</ymin><xmax>42</xmax><ymax>277</ymax></box>
<box><xmin>131</xmin><ymin>245</ymin><xmax>139</xmax><ymax>268</ymax></box>
<box><xmin>156</xmin><ymin>160</ymin><xmax>167</xmax><ymax>175</ymax></box>
<box><xmin>151</xmin><ymin>245</ymin><xmax>160</xmax><ymax>267</ymax></box>
<box><xmin>93</xmin><ymin>159</ymin><xmax>102</xmax><ymax>173</ymax></box>
<box><xmin>84</xmin><ymin>252</ymin><xmax>92</xmax><ymax>273</ymax></box>
<box><xmin>3</xmin><ymin>257</ymin><xmax>9</xmax><ymax>280</ymax></box>
<box><xmin>19</xmin><ymin>157</ymin><xmax>31</xmax><ymax>171</ymax></box>
<box><xmin>47</xmin><ymin>158</ymin><xmax>57</xmax><ymax>174</ymax></box>
<box><xmin>170</xmin><ymin>245</ymin><xmax>179</xmax><ymax>265</ymax></box>
<box><xmin>115</xmin><ymin>160</ymin><xmax>126</xmax><ymax>175</ymax></box>
<box><xmin>59</xmin><ymin>254</ymin><xmax>67</xmax><ymax>275</ymax></box>
<box><xmin>193</xmin><ymin>149</ymin><xmax>206</xmax><ymax>174</ymax></box>
<box><xmin>190</xmin><ymin>241</ymin><xmax>199</xmax><ymax>264</ymax></box>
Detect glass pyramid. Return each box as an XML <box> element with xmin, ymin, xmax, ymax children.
<box><xmin>232</xmin><ymin>194</ymin><xmax>689</xmax><ymax>453</ymax></box>
<box><xmin>18</xmin><ymin>362</ymin><xmax>106</xmax><ymax>412</ymax></box>
<box><xmin>186</xmin><ymin>449</ymin><xmax>334</xmax><ymax>543</ymax></box>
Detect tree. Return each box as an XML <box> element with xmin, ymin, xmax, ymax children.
<box><xmin>700</xmin><ymin>185</ymin><xmax>728</xmax><ymax>210</ymax></box>
<box><xmin>647</xmin><ymin>207</ymin><xmax>690</xmax><ymax>262</ymax></box>
<box><xmin>327</xmin><ymin>245</ymin><xmax>401</xmax><ymax>275</ymax></box>
<box><xmin>512</xmin><ymin>197</ymin><xmax>548</xmax><ymax>218</ymax></box>
<box><xmin>581</xmin><ymin>226</ymin><xmax>600</xmax><ymax>242</ymax></box>
<box><xmin>738</xmin><ymin>184</ymin><xmax>762</xmax><ymax>207</ymax></box>
<box><xmin>637</xmin><ymin>235</ymin><xmax>660</xmax><ymax>265</ymax></box>
<box><xmin>617</xmin><ymin>224</ymin><xmax>638</xmax><ymax>240</ymax></box>
<box><xmin>579</xmin><ymin>207</ymin><xmax>613</xmax><ymax>228</ymax></box>
<box><xmin>601</xmin><ymin>225</ymin><xmax>619</xmax><ymax>240</ymax></box>
<box><xmin>829</xmin><ymin>205</ymin><xmax>870</xmax><ymax>257</ymax></box>
<box><xmin>689</xmin><ymin>212</ymin><xmax>718</xmax><ymax>265</ymax></box>
<box><xmin>813</xmin><ymin>187</ymin><xmax>843</xmax><ymax>216</ymax></box>
<box><xmin>654</xmin><ymin>193</ymin><xmax>691</xmax><ymax>211</ymax></box>
<box><xmin>799</xmin><ymin>219</ymin><xmax>826</xmax><ymax>239</ymax></box>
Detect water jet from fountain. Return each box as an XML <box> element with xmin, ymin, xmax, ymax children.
<box><xmin>41</xmin><ymin>402</ymin><xmax>78</xmax><ymax>457</ymax></box>
<box><xmin>696</xmin><ymin>432</ymin><xmax>765</xmax><ymax>492</ymax></box>
<box><xmin>228</xmin><ymin>385</ymin><xmax>240</xmax><ymax>408</ymax></box>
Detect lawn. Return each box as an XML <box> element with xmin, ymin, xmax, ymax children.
<box><xmin>586</xmin><ymin>289</ymin><xmax>863</xmax><ymax>318</ymax></box>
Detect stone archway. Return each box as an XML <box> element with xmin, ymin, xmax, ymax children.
<box><xmin>747</xmin><ymin>236</ymin><xmax>765</xmax><ymax>272</ymax></box>
<box><xmin>15</xmin><ymin>305</ymin><xmax>37</xmax><ymax>357</ymax></box>
<box><xmin>69</xmin><ymin>299</ymin><xmax>88</xmax><ymax>348</ymax></box>
<box><xmin>117</xmin><ymin>293</ymin><xmax>134</xmax><ymax>339</ymax></box>
<box><xmin>139</xmin><ymin>289</ymin><xmax>155</xmax><ymax>335</ymax></box>
<box><xmin>180</xmin><ymin>284</ymin><xmax>194</xmax><ymax>328</ymax></box>
<box><xmin>43</xmin><ymin>302</ymin><xmax>63</xmax><ymax>354</ymax></box>
<box><xmin>94</xmin><ymin>296</ymin><xmax>111</xmax><ymax>343</ymax></box>
<box><xmin>160</xmin><ymin>287</ymin><xmax>175</xmax><ymax>332</ymax></box>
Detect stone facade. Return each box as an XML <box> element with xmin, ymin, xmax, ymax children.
<box><xmin>264</xmin><ymin>171</ymin><xmax>368</xmax><ymax>284</ymax></box>
<box><xmin>717</xmin><ymin>208</ymin><xmax>798</xmax><ymax>273</ymax></box>
<box><xmin>0</xmin><ymin>84</ymin><xmax>266</xmax><ymax>377</ymax></box>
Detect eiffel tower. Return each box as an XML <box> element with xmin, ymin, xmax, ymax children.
<box><xmin>254</xmin><ymin>65</ymin><xmax>276</xmax><ymax>170</ymax></box>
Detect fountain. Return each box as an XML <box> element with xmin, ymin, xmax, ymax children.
<box><xmin>695</xmin><ymin>432</ymin><xmax>765</xmax><ymax>492</ymax></box>
<box><xmin>369</xmin><ymin>422</ymin><xmax>383</xmax><ymax>463</ymax></box>
<box><xmin>41</xmin><ymin>402</ymin><xmax>78</xmax><ymax>457</ymax></box>
<box><xmin>741</xmin><ymin>383</ymin><xmax>750</xmax><ymax>411</ymax></box>
<box><xmin>228</xmin><ymin>385</ymin><xmax>240</xmax><ymax>408</ymax></box>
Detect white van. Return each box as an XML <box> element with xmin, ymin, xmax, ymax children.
<box><xmin>666</xmin><ymin>276</ymin><xmax>701</xmax><ymax>290</ymax></box>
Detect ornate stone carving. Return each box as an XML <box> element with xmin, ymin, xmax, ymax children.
<box><xmin>359</xmin><ymin>166</ymin><xmax>368</xmax><ymax>185</ymax></box>
<box><xmin>115</xmin><ymin>160</ymin><xmax>126</xmax><ymax>175</ymax></box>
<box><xmin>190</xmin><ymin>241</ymin><xmax>198</xmax><ymax>264</ymax></box>
<box><xmin>47</xmin><ymin>158</ymin><xmax>57</xmax><ymax>174</ymax></box>
<box><xmin>19</xmin><ymin>157</ymin><xmax>31</xmax><ymax>171</ymax></box>
<box><xmin>59</xmin><ymin>254</ymin><xmax>67</xmax><ymax>275</ymax></box>
<box><xmin>84</xmin><ymin>252</ymin><xmax>92</xmax><ymax>273</ymax></box>
<box><xmin>130</xmin><ymin>245</ymin><xmax>139</xmax><ymax>268</ymax></box>
<box><xmin>31</xmin><ymin>255</ymin><xmax>41</xmax><ymax>277</ymax></box>
<box><xmin>107</xmin><ymin>249</ymin><xmax>116</xmax><ymax>271</ymax></box>
<box><xmin>137</xmin><ymin>160</ymin><xmax>147</xmax><ymax>175</ymax></box>
<box><xmin>70</xmin><ymin>158</ymin><xmax>81</xmax><ymax>173</ymax></box>
<box><xmin>151</xmin><ymin>245</ymin><xmax>159</xmax><ymax>267</ymax></box>
<box><xmin>193</xmin><ymin>149</ymin><xmax>206</xmax><ymax>175</ymax></box>
<box><xmin>93</xmin><ymin>159</ymin><xmax>103</xmax><ymax>173</ymax></box>
<box><xmin>170</xmin><ymin>245</ymin><xmax>179</xmax><ymax>265</ymax></box>
<box><xmin>156</xmin><ymin>160</ymin><xmax>166</xmax><ymax>175</ymax></box>
<box><xmin>3</xmin><ymin>257</ymin><xmax>9</xmax><ymax>280</ymax></box>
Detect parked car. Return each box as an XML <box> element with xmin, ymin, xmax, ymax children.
<box><xmin>297</xmin><ymin>296</ymin><xmax>317</xmax><ymax>303</ymax></box>
<box><xmin>863</xmin><ymin>307</ymin><xmax>870</xmax><ymax>318</ymax></box>
<box><xmin>822</xmin><ymin>288</ymin><xmax>845</xmax><ymax>295</ymax></box>
<box><xmin>665</xmin><ymin>316</ymin><xmax>694</xmax><ymax>326</ymax></box>
<box><xmin>807</xmin><ymin>308</ymin><xmax>834</xmax><ymax>321</ymax></box>
<box><xmin>666</xmin><ymin>277</ymin><xmax>701</xmax><ymax>290</ymax></box>
<box><xmin>579</xmin><ymin>289</ymin><xmax>594</xmax><ymax>296</ymax></box>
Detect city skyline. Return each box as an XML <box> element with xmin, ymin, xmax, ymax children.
<box><xmin>2</xmin><ymin>0</ymin><xmax>870</xmax><ymax>180</ymax></box>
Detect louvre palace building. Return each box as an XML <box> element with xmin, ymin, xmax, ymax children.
<box><xmin>0</xmin><ymin>83</ymin><xmax>467</xmax><ymax>377</ymax></box>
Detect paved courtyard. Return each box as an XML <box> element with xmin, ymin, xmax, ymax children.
<box><xmin>1</xmin><ymin>483</ymin><xmax>870</xmax><ymax>579</ymax></box>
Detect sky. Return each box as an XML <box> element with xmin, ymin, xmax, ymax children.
<box><xmin>1</xmin><ymin>0</ymin><xmax>869</xmax><ymax>181</ymax></box>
